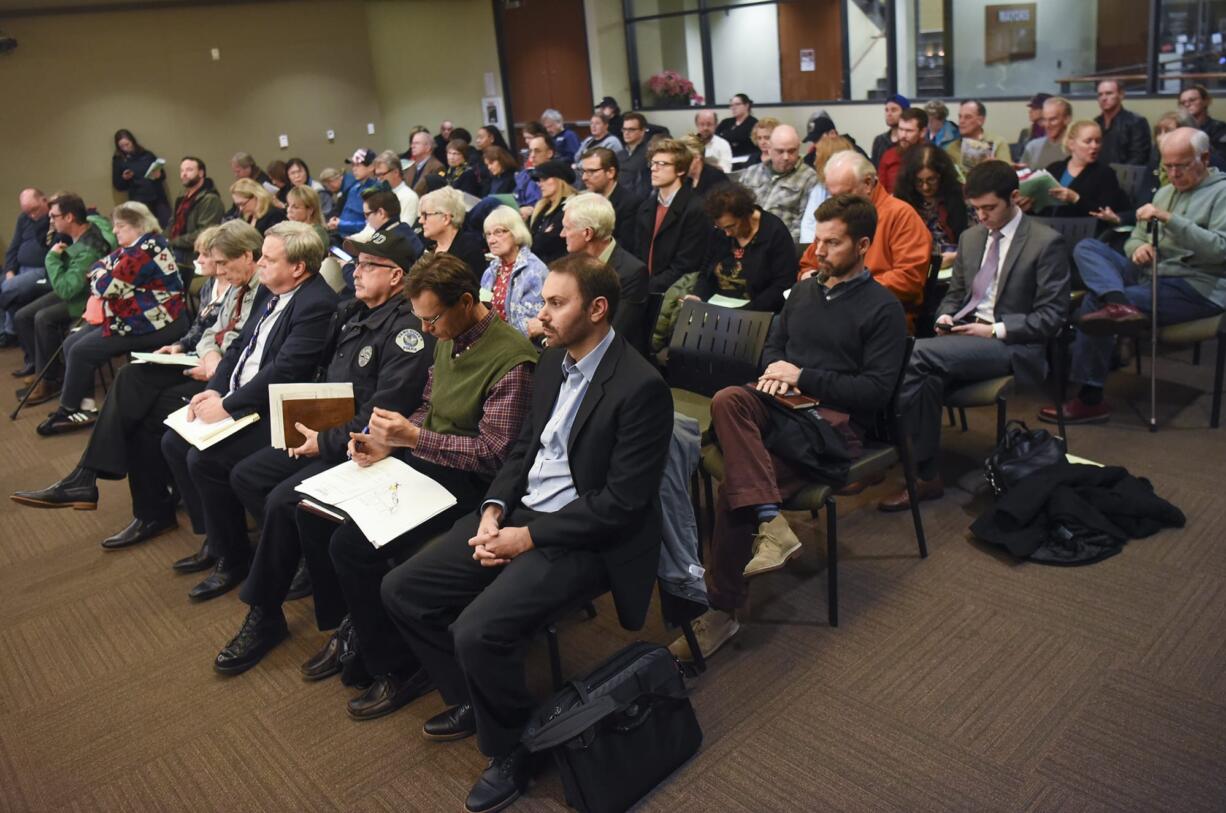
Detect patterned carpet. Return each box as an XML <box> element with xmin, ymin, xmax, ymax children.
<box><xmin>0</xmin><ymin>340</ymin><xmax>1223</xmax><ymax>812</ymax></box>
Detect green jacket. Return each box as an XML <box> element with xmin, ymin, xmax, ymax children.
<box><xmin>1125</xmin><ymin>168</ymin><xmax>1226</xmax><ymax>308</ymax></box>
<box><xmin>44</xmin><ymin>215</ymin><xmax>116</xmax><ymax>319</ymax></box>
<box><xmin>167</xmin><ymin>179</ymin><xmax>224</xmax><ymax>258</ymax></box>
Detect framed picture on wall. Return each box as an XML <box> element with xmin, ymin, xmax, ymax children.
<box><xmin>985</xmin><ymin>3</ymin><xmax>1037</xmax><ymax>64</ymax></box>
<box><xmin>482</xmin><ymin>96</ymin><xmax>507</xmax><ymax>129</ymax></box>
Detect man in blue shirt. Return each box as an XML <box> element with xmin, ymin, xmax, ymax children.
<box><xmin>330</xmin><ymin>148</ymin><xmax>378</xmax><ymax>238</ymax></box>
<box><xmin>383</xmin><ymin>253</ymin><xmax>673</xmax><ymax>813</ymax></box>
<box><xmin>1</xmin><ymin>188</ymin><xmax>51</xmax><ymax>350</ymax></box>
<box><xmin>541</xmin><ymin>108</ymin><xmax>581</xmax><ymax>164</ymax></box>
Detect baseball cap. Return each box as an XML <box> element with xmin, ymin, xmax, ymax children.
<box><xmin>803</xmin><ymin>115</ymin><xmax>838</xmax><ymax>143</ymax></box>
<box><xmin>530</xmin><ymin>159</ymin><xmax>576</xmax><ymax>184</ymax></box>
<box><xmin>346</xmin><ymin>148</ymin><xmax>376</xmax><ymax>166</ymax></box>
<box><xmin>344</xmin><ymin>230</ymin><xmax>417</xmax><ymax>272</ymax></box>
<box><xmin>1027</xmin><ymin>93</ymin><xmax>1052</xmax><ymax>109</ymax></box>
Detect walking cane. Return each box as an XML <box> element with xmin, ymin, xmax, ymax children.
<box><xmin>9</xmin><ymin>315</ymin><xmax>85</xmax><ymax>421</ymax></box>
<box><xmin>1148</xmin><ymin>216</ymin><xmax>1159</xmax><ymax>433</ymax></box>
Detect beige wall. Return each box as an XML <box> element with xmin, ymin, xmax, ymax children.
<box><xmin>366</xmin><ymin>0</ymin><xmax>501</xmax><ymax>146</ymax></box>
<box><xmin>0</xmin><ymin>0</ymin><xmax>384</xmax><ymax>239</ymax></box>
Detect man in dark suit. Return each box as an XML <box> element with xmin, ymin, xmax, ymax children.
<box><xmin>578</xmin><ymin>146</ymin><xmax>640</xmax><ymax>253</ymax></box>
<box><xmin>383</xmin><ymin>253</ymin><xmax>673</xmax><ymax>813</ymax></box>
<box><xmin>880</xmin><ymin>160</ymin><xmax>1070</xmax><ymax>511</ymax></box>
<box><xmin>161</xmin><ymin>221</ymin><xmax>339</xmax><ymax>599</ymax></box>
<box><xmin>562</xmin><ymin>191</ymin><xmax>649</xmax><ymax>354</ymax></box>
<box><xmin>404</xmin><ymin>131</ymin><xmax>446</xmax><ymax>197</ymax></box>
<box><xmin>635</xmin><ymin>138</ymin><xmax>712</xmax><ymax>293</ymax></box>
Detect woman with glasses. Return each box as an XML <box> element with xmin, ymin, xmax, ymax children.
<box><xmin>687</xmin><ymin>183</ymin><xmax>795</xmax><ymax>312</ymax></box>
<box><xmin>481</xmin><ymin>205</ymin><xmax>547</xmax><ymax>340</ymax></box>
<box><xmin>443</xmin><ymin>139</ymin><xmax>482</xmax><ymax>197</ymax></box>
<box><xmin>716</xmin><ymin>94</ymin><xmax>758</xmax><ymax>160</ymax></box>
<box><xmin>228</xmin><ymin>178</ymin><xmax>286</xmax><ymax>234</ymax></box>
<box><xmin>893</xmin><ymin>144</ymin><xmax>968</xmax><ymax>270</ymax></box>
<box><xmin>417</xmin><ymin>187</ymin><xmax>486</xmax><ymax>280</ymax></box>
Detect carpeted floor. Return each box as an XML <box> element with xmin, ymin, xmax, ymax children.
<box><xmin>1</xmin><ymin>340</ymin><xmax>1224</xmax><ymax>812</ymax></box>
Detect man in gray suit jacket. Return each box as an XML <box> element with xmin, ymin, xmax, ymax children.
<box><xmin>880</xmin><ymin>161</ymin><xmax>1070</xmax><ymax>511</ymax></box>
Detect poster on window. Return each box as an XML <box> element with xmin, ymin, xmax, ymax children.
<box><xmin>985</xmin><ymin>3</ymin><xmax>1037</xmax><ymax>64</ymax></box>
<box><xmin>482</xmin><ymin>96</ymin><xmax>507</xmax><ymax>129</ymax></box>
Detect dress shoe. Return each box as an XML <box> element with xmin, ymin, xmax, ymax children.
<box><xmin>347</xmin><ymin>668</ymin><xmax>433</xmax><ymax>721</ymax></box>
<box><xmin>36</xmin><ymin>407</ymin><xmax>96</xmax><ymax>436</ymax></box>
<box><xmin>214</xmin><ymin>606</ymin><xmax>289</xmax><ymax>675</ymax></box>
<box><xmin>11</xmin><ymin>479</ymin><xmax>98</xmax><ymax>511</ymax></box>
<box><xmin>669</xmin><ymin>608</ymin><xmax>739</xmax><ymax>663</ymax></box>
<box><xmin>300</xmin><ymin>632</ymin><xmax>342</xmax><ymax>682</ymax></box>
<box><xmin>171</xmin><ymin>541</ymin><xmax>216</xmax><ymax>573</ymax></box>
<box><xmin>423</xmin><ymin>703</ymin><xmax>476</xmax><ymax>741</ymax></box>
<box><xmin>101</xmin><ymin>516</ymin><xmax>177</xmax><ymax>550</ymax></box>
<box><xmin>285</xmin><ymin>558</ymin><xmax>313</xmax><ymax>600</ymax></box>
<box><xmin>19</xmin><ymin>380</ymin><xmax>60</xmax><ymax>406</ymax></box>
<box><xmin>743</xmin><ymin>514</ymin><xmax>802</xmax><ymax>577</ymax></box>
<box><xmin>877</xmin><ymin>476</ymin><xmax>945</xmax><ymax>512</ymax></box>
<box><xmin>1078</xmin><ymin>303</ymin><xmax>1147</xmax><ymax>335</ymax></box>
<box><xmin>188</xmin><ymin>558</ymin><xmax>249</xmax><ymax>602</ymax></box>
<box><xmin>1038</xmin><ymin>397</ymin><xmax>1111</xmax><ymax>425</ymax></box>
<box><xmin>11</xmin><ymin>363</ymin><xmax>34</xmax><ymax>378</ymax></box>
<box><xmin>464</xmin><ymin>747</ymin><xmax>530</xmax><ymax>813</ymax></box>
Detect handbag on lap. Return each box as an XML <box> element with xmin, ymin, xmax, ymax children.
<box><xmin>521</xmin><ymin>641</ymin><xmax>702</xmax><ymax>813</ymax></box>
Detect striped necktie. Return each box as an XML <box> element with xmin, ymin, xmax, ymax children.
<box><xmin>229</xmin><ymin>294</ymin><xmax>279</xmax><ymax>392</ymax></box>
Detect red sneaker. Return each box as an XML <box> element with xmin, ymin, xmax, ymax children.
<box><xmin>1078</xmin><ymin>303</ymin><xmax>1147</xmax><ymax>335</ymax></box>
<box><xmin>1038</xmin><ymin>398</ymin><xmax>1110</xmax><ymax>425</ymax></box>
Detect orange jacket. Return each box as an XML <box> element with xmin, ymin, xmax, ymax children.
<box><xmin>799</xmin><ymin>183</ymin><xmax>931</xmax><ymax>329</ymax></box>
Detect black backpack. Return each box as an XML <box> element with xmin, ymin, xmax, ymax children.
<box><xmin>521</xmin><ymin>641</ymin><xmax>702</xmax><ymax>813</ymax></box>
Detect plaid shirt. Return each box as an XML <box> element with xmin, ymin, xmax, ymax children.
<box><xmin>408</xmin><ymin>310</ymin><xmax>534</xmax><ymax>476</ymax></box>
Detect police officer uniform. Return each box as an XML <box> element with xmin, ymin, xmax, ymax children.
<box><xmin>228</xmin><ymin>234</ymin><xmax>434</xmax><ymax>631</ymax></box>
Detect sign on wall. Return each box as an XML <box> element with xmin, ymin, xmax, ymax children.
<box><xmin>985</xmin><ymin>3</ymin><xmax>1037</xmax><ymax>64</ymax></box>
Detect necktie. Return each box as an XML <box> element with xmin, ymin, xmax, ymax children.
<box><xmin>215</xmin><ymin>284</ymin><xmax>250</xmax><ymax>346</ymax></box>
<box><xmin>229</xmin><ymin>294</ymin><xmax>279</xmax><ymax>392</ymax></box>
<box><xmin>953</xmin><ymin>230</ymin><xmax>1003</xmax><ymax>322</ymax></box>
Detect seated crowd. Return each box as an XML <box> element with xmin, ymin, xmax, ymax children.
<box><xmin>5</xmin><ymin>84</ymin><xmax>1225</xmax><ymax>812</ymax></box>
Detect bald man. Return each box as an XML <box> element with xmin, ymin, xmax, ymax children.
<box><xmin>799</xmin><ymin>151</ymin><xmax>930</xmax><ymax>330</ymax></box>
<box><xmin>1</xmin><ymin>188</ymin><xmax>51</xmax><ymax>352</ymax></box>
<box><xmin>1046</xmin><ymin>127</ymin><xmax>1226</xmax><ymax>425</ymax></box>
<box><xmin>695</xmin><ymin>110</ymin><xmax>733</xmax><ymax>172</ymax></box>
<box><xmin>740</xmin><ymin>124</ymin><xmax>819</xmax><ymax>243</ymax></box>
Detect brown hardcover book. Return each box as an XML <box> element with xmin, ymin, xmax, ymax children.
<box><xmin>281</xmin><ymin>396</ymin><xmax>355</xmax><ymax>448</ymax></box>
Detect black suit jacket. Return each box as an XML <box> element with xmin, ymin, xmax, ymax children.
<box><xmin>209</xmin><ymin>273</ymin><xmax>340</xmax><ymax>417</ymax></box>
<box><xmin>607</xmin><ymin>183</ymin><xmax>641</xmax><ymax>254</ymax></box>
<box><xmin>939</xmin><ymin>215</ymin><xmax>1070</xmax><ymax>386</ymax></box>
<box><xmin>485</xmin><ymin>334</ymin><xmax>673</xmax><ymax>630</ymax></box>
<box><xmin>607</xmin><ymin>241</ymin><xmax>649</xmax><ymax>355</ymax></box>
<box><xmin>635</xmin><ymin>183</ymin><xmax>711</xmax><ymax>294</ymax></box>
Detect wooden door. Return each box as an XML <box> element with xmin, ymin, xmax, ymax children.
<box><xmin>778</xmin><ymin>0</ymin><xmax>845</xmax><ymax>102</ymax></box>
<box><xmin>498</xmin><ymin>0</ymin><xmax>595</xmax><ymax>132</ymax></box>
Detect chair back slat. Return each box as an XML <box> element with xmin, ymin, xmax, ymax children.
<box><xmin>1110</xmin><ymin>162</ymin><xmax>1150</xmax><ymax>208</ymax></box>
<box><xmin>1029</xmin><ymin>216</ymin><xmax>1099</xmax><ymax>263</ymax></box>
<box><xmin>666</xmin><ymin>301</ymin><xmax>775</xmax><ymax>396</ymax></box>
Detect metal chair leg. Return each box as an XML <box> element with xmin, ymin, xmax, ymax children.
<box><xmin>946</xmin><ymin>406</ymin><xmax>956</xmax><ymax>427</ymax></box>
<box><xmin>823</xmin><ymin>498</ymin><xmax>838</xmax><ymax>628</ymax></box>
<box><xmin>1213</xmin><ymin>336</ymin><xmax>1225</xmax><ymax>429</ymax></box>
<box><xmin>1193</xmin><ymin>341</ymin><xmax>1202</xmax><ymax>366</ymax></box>
<box><xmin>546</xmin><ymin>624</ymin><xmax>563</xmax><ymax>691</ymax></box>
<box><xmin>995</xmin><ymin>394</ymin><xmax>1007</xmax><ymax>443</ymax></box>
<box><xmin>680</xmin><ymin>619</ymin><xmax>706</xmax><ymax>673</ymax></box>
<box><xmin>958</xmin><ymin>407</ymin><xmax>969</xmax><ymax>432</ymax></box>
<box><xmin>1053</xmin><ymin>330</ymin><xmax>1069</xmax><ymax>445</ymax></box>
<box><xmin>9</xmin><ymin>320</ymin><xmax>77</xmax><ymax>420</ymax></box>
<box><xmin>896</xmin><ymin>423</ymin><xmax>928</xmax><ymax>559</ymax></box>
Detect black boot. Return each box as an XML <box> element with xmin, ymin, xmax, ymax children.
<box><xmin>214</xmin><ymin>606</ymin><xmax>289</xmax><ymax>675</ymax></box>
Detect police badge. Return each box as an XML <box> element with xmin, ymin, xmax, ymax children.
<box><xmin>396</xmin><ymin>328</ymin><xmax>425</xmax><ymax>353</ymax></box>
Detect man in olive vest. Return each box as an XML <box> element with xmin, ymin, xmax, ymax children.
<box><xmin>294</xmin><ymin>252</ymin><xmax>537</xmax><ymax>721</ymax></box>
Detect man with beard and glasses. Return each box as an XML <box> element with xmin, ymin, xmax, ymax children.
<box><xmin>671</xmin><ymin>193</ymin><xmax>906</xmax><ymax>662</ymax></box>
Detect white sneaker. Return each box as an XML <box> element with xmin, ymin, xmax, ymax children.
<box><xmin>668</xmin><ymin>609</ymin><xmax>740</xmax><ymax>662</ymax></box>
<box><xmin>743</xmin><ymin>514</ymin><xmax>802</xmax><ymax>577</ymax></box>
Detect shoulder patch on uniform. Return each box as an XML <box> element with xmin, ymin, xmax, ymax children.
<box><xmin>396</xmin><ymin>328</ymin><xmax>425</xmax><ymax>353</ymax></box>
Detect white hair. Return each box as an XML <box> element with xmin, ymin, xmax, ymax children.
<box><xmin>418</xmin><ymin>187</ymin><xmax>468</xmax><ymax>227</ymax></box>
<box><xmin>824</xmin><ymin>150</ymin><xmax>877</xmax><ymax>182</ymax></box>
<box><xmin>563</xmin><ymin>192</ymin><xmax>616</xmax><ymax>242</ymax></box>
<box><xmin>541</xmin><ymin>108</ymin><xmax>564</xmax><ymax>125</ymax></box>
<box><xmin>483</xmin><ymin>205</ymin><xmax>533</xmax><ymax>248</ymax></box>
<box><xmin>1190</xmin><ymin>128</ymin><xmax>1211</xmax><ymax>157</ymax></box>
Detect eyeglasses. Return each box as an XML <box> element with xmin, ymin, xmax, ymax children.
<box><xmin>355</xmin><ymin>260</ymin><xmax>398</xmax><ymax>271</ymax></box>
<box><xmin>413</xmin><ymin>304</ymin><xmax>450</xmax><ymax>326</ymax></box>
<box><xmin>48</xmin><ymin>211</ymin><xmax>64</xmax><ymax>220</ymax></box>
<box><xmin>649</xmin><ymin>160</ymin><xmax>676</xmax><ymax>169</ymax></box>
<box><xmin>373</xmin><ymin>169</ymin><xmax>390</xmax><ymax>179</ymax></box>
<box><xmin>579</xmin><ymin>167</ymin><xmax>607</xmax><ymax>176</ymax></box>
<box><xmin>419</xmin><ymin>211</ymin><xmax>445</xmax><ymax>219</ymax></box>
<box><xmin>484</xmin><ymin>227</ymin><xmax>512</xmax><ymax>238</ymax></box>
<box><xmin>1163</xmin><ymin>159</ymin><xmax>1199</xmax><ymax>175</ymax></box>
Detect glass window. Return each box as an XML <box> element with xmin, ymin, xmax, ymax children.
<box><xmin>631</xmin><ymin>15</ymin><xmax>708</xmax><ymax>107</ymax></box>
<box><xmin>710</xmin><ymin>6</ymin><xmax>782</xmax><ymax>105</ymax></box>
<box><xmin>1156</xmin><ymin>0</ymin><xmax>1226</xmax><ymax>92</ymax></box>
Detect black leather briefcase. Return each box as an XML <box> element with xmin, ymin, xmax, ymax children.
<box><xmin>521</xmin><ymin>641</ymin><xmax>702</xmax><ymax>813</ymax></box>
